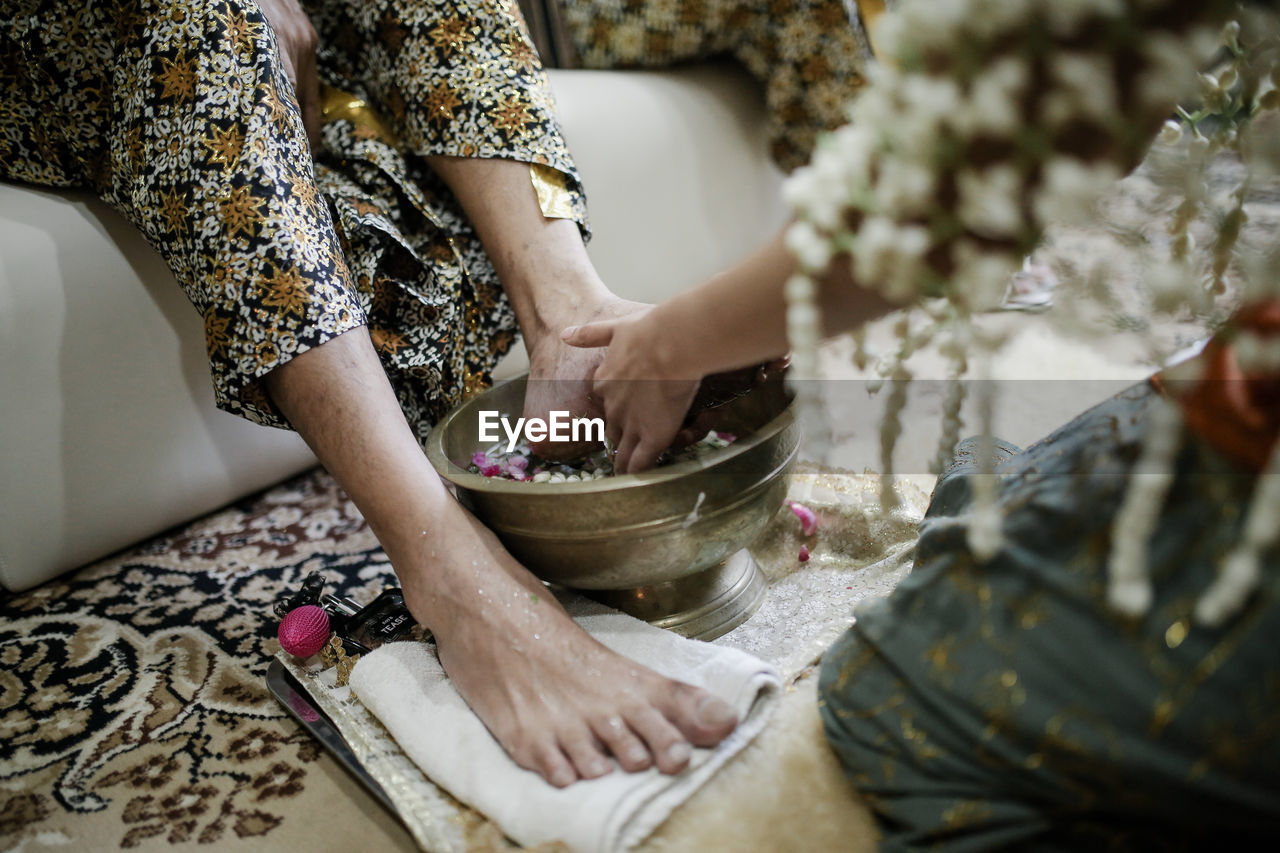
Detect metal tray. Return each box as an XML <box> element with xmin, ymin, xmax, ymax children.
<box><xmin>265</xmin><ymin>659</ymin><xmax>399</xmax><ymax>818</ymax></box>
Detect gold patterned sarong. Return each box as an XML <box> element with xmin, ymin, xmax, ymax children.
<box><xmin>820</xmin><ymin>384</ymin><xmax>1280</xmax><ymax>849</ymax></box>
<box><xmin>555</xmin><ymin>0</ymin><xmax>882</xmax><ymax>171</ymax></box>
<box><xmin>0</xmin><ymin>0</ymin><xmax>586</xmax><ymax>443</ymax></box>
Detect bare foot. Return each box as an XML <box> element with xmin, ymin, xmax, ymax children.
<box><xmin>522</xmin><ymin>294</ymin><xmax>650</xmax><ymax>460</ymax></box>
<box><xmin>400</xmin><ymin>502</ymin><xmax>740</xmax><ymax>786</ymax></box>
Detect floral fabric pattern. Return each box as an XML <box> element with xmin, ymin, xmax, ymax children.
<box><xmin>558</xmin><ymin>0</ymin><xmax>881</xmax><ymax>171</ymax></box>
<box><xmin>0</xmin><ymin>0</ymin><xmax>585</xmax><ymax>442</ymax></box>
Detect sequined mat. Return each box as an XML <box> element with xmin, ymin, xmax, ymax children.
<box><xmin>276</xmin><ymin>463</ymin><xmax>931</xmax><ymax>852</ymax></box>
<box><xmin>0</xmin><ymin>465</ymin><xmax>929</xmax><ymax>852</ymax></box>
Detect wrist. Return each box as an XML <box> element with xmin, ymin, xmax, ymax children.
<box><xmin>637</xmin><ymin>303</ymin><xmax>701</xmax><ymax>381</ymax></box>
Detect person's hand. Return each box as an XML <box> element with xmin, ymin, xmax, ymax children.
<box><xmin>562</xmin><ymin>311</ymin><xmax>702</xmax><ymax>475</ymax></box>
<box><xmin>258</xmin><ymin>0</ymin><xmax>322</xmax><ymax>146</ymax></box>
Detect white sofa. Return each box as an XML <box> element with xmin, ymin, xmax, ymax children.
<box><xmin>0</xmin><ymin>66</ymin><xmax>786</xmax><ymax>592</ymax></box>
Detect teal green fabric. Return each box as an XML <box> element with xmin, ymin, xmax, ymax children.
<box><xmin>819</xmin><ymin>383</ymin><xmax>1280</xmax><ymax>851</ymax></box>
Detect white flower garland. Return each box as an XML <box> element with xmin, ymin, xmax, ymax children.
<box><xmin>1106</xmin><ymin>399</ymin><xmax>1184</xmax><ymax>616</ymax></box>
<box><xmin>782</xmin><ymin>0</ymin><xmax>1278</xmax><ymax>623</ymax></box>
<box><xmin>1196</xmin><ymin>444</ymin><xmax>1280</xmax><ymax>625</ymax></box>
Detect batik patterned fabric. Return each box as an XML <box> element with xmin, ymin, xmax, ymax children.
<box><xmin>0</xmin><ymin>0</ymin><xmax>585</xmax><ymax>444</ymax></box>
<box><xmin>819</xmin><ymin>384</ymin><xmax>1280</xmax><ymax>850</ymax></box>
<box><xmin>557</xmin><ymin>0</ymin><xmax>884</xmax><ymax>171</ymax></box>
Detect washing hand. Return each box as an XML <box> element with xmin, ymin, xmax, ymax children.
<box><xmin>561</xmin><ymin>312</ymin><xmax>702</xmax><ymax>475</ymax></box>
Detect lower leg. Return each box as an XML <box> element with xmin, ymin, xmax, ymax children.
<box><xmin>425</xmin><ymin>155</ymin><xmax>634</xmax><ymax>345</ymax></box>
<box><xmin>263</xmin><ymin>328</ymin><xmax>738</xmax><ymax>785</ymax></box>
<box><xmin>426</xmin><ymin>156</ymin><xmax>615</xmax><ymax>349</ymax></box>
<box><xmin>426</xmin><ymin>156</ymin><xmax>646</xmax><ymax>450</ymax></box>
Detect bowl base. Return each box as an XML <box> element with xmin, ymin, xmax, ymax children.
<box><xmin>583</xmin><ymin>550</ymin><xmax>767</xmax><ymax>641</ymax></box>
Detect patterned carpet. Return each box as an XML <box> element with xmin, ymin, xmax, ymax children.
<box><xmin>0</xmin><ymin>469</ymin><xmax>423</xmax><ymax>852</ymax></box>
<box><xmin>1</xmin><ymin>461</ymin><xmax>922</xmax><ymax>852</ymax></box>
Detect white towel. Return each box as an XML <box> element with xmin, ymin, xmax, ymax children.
<box><xmin>348</xmin><ymin>596</ymin><xmax>780</xmax><ymax>852</ymax></box>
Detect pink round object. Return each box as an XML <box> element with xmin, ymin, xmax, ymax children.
<box><xmin>278</xmin><ymin>605</ymin><xmax>331</xmax><ymax>658</ymax></box>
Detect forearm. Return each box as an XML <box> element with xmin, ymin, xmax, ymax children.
<box><xmin>645</xmin><ymin>230</ymin><xmax>896</xmax><ymax>379</ymax></box>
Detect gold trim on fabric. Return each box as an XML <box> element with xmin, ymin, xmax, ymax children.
<box><xmin>321</xmin><ymin>86</ymin><xmax>399</xmax><ymax>148</ymax></box>
<box><xmin>529</xmin><ymin>162</ymin><xmax>576</xmax><ymax>220</ymax></box>
<box><xmin>856</xmin><ymin>0</ymin><xmax>889</xmax><ymax>57</ymax></box>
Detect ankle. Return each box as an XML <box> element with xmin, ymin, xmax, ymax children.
<box><xmin>521</xmin><ymin>285</ymin><xmax>615</xmax><ymax>355</ymax></box>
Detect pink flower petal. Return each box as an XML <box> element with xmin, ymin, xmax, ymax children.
<box><xmin>472</xmin><ymin>451</ymin><xmax>490</xmax><ymax>467</ymax></box>
<box><xmin>479</xmin><ymin>464</ymin><xmax>502</xmax><ymax>478</ymax></box>
<box><xmin>787</xmin><ymin>500</ymin><xmax>819</xmax><ymax>536</ymax></box>
<box><xmin>798</xmin><ymin>545</ymin><xmax>810</xmax><ymax>562</ymax></box>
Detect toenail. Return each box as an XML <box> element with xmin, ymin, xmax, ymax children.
<box><xmin>625</xmin><ymin>745</ymin><xmax>648</xmax><ymax>764</ymax></box>
<box><xmin>550</xmin><ymin>767</ymin><xmax>575</xmax><ymax>787</ymax></box>
<box><xmin>666</xmin><ymin>742</ymin><xmax>691</xmax><ymax>766</ymax></box>
<box><xmin>589</xmin><ymin>758</ymin><xmax>612</xmax><ymax>777</ymax></box>
<box><xmin>695</xmin><ymin>695</ymin><xmax>737</xmax><ymax>728</ymax></box>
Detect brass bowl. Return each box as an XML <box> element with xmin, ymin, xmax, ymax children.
<box><xmin>425</xmin><ymin>374</ymin><xmax>799</xmax><ymax>638</ymax></box>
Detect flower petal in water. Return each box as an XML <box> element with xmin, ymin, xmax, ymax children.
<box><xmin>787</xmin><ymin>500</ymin><xmax>819</xmax><ymax>536</ymax></box>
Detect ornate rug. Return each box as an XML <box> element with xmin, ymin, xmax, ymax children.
<box><xmin>0</xmin><ymin>465</ymin><xmax>927</xmax><ymax>852</ymax></box>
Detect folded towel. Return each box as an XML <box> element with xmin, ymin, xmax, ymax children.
<box><xmin>348</xmin><ymin>596</ymin><xmax>780</xmax><ymax>852</ymax></box>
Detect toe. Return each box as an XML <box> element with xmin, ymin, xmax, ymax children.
<box><xmin>590</xmin><ymin>714</ymin><xmax>652</xmax><ymax>773</ymax></box>
<box><xmin>661</xmin><ymin>683</ymin><xmax>738</xmax><ymax>747</ymax></box>
<box><xmin>560</xmin><ymin>728</ymin><xmax>614</xmax><ymax>781</ymax></box>
<box><xmin>529</xmin><ymin>741</ymin><xmax>578</xmax><ymax>788</ymax></box>
<box><xmin>624</xmin><ymin>706</ymin><xmax>692</xmax><ymax>775</ymax></box>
